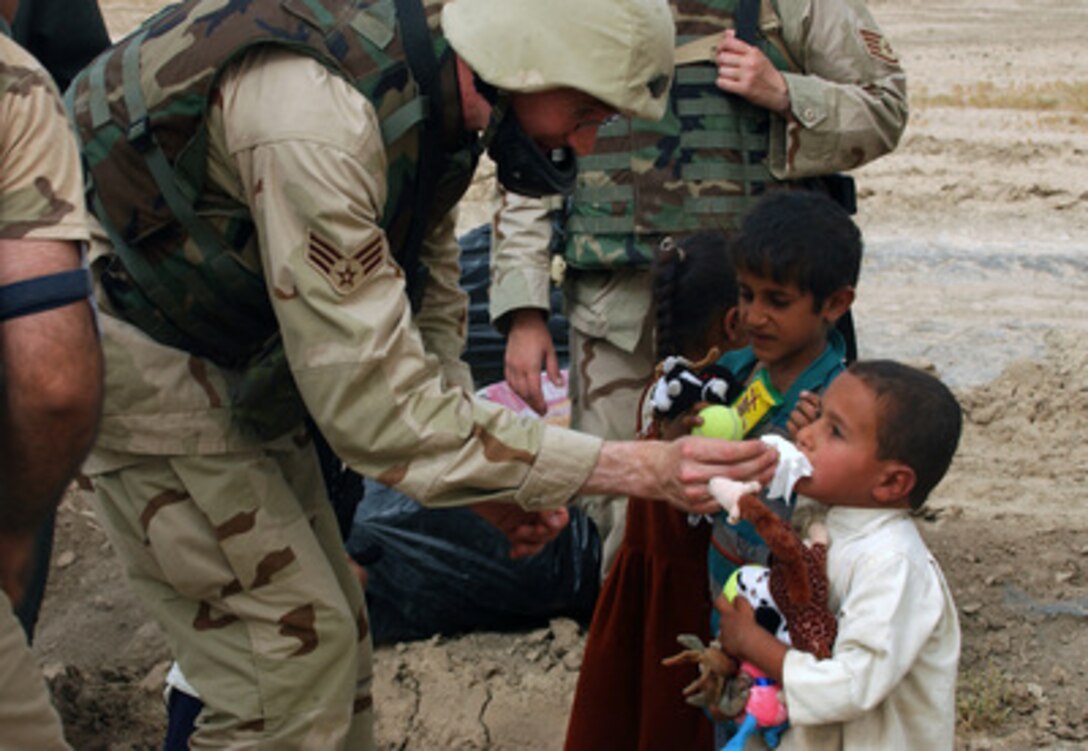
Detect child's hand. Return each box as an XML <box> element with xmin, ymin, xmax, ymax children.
<box><xmin>715</xmin><ymin>594</ymin><xmax>788</xmax><ymax>683</ymax></box>
<box><xmin>787</xmin><ymin>390</ymin><xmax>822</xmax><ymax>439</ymax></box>
<box><xmin>660</xmin><ymin>401</ymin><xmax>708</xmax><ymax>441</ymax></box>
<box><xmin>715</xmin><ymin>594</ymin><xmax>758</xmax><ymax>659</ymax></box>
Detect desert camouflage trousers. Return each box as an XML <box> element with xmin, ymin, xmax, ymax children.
<box><xmin>0</xmin><ymin>589</ymin><xmax>70</xmax><ymax>750</ymax></box>
<box><xmin>83</xmin><ymin>438</ymin><xmax>373</xmax><ymax>749</ymax></box>
<box><xmin>567</xmin><ymin>299</ymin><xmax>656</xmax><ymax>580</ymax></box>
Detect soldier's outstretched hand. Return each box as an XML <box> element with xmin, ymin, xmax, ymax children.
<box><xmin>583</xmin><ymin>437</ymin><xmax>778</xmax><ymax>515</ymax></box>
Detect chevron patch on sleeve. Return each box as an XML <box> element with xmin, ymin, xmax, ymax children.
<box><xmin>859</xmin><ymin>28</ymin><xmax>899</xmax><ymax>65</ymax></box>
<box><xmin>305</xmin><ymin>231</ymin><xmax>385</xmax><ymax>296</ymax></box>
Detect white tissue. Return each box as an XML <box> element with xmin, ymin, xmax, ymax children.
<box><xmin>761</xmin><ymin>434</ymin><xmax>813</xmax><ymax>499</ymax></box>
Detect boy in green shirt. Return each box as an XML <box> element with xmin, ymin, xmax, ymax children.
<box><xmin>710</xmin><ymin>190</ymin><xmax>861</xmax><ymax>605</ymax></box>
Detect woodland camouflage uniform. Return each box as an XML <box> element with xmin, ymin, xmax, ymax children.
<box><xmin>66</xmin><ymin>0</ymin><xmax>673</xmax><ymax>747</ymax></box>
<box><xmin>491</xmin><ymin>0</ymin><xmax>908</xmax><ymax>575</ymax></box>
<box><xmin>0</xmin><ymin>31</ymin><xmax>87</xmax><ymax>751</ymax></box>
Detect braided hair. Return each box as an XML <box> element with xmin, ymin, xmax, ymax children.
<box><xmin>652</xmin><ymin>232</ymin><xmax>738</xmax><ymax>361</ymax></box>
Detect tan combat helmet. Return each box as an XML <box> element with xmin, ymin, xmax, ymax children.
<box><xmin>441</xmin><ymin>0</ymin><xmax>675</xmax><ymax>122</ymax></box>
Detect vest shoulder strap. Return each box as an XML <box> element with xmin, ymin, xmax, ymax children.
<box><xmin>758</xmin><ymin>0</ymin><xmax>800</xmax><ymax>73</ymax></box>
<box><xmin>672</xmin><ymin>0</ymin><xmax>797</xmax><ymax>72</ymax></box>
<box><xmin>393</xmin><ymin>0</ymin><xmax>443</xmax><ymax>312</ymax></box>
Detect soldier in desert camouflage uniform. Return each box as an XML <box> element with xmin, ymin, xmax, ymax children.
<box><xmin>64</xmin><ymin>0</ymin><xmax>780</xmax><ymax>747</ymax></box>
<box><xmin>492</xmin><ymin>0</ymin><xmax>909</xmax><ymax>577</ymax></box>
<box><xmin>0</xmin><ymin>1</ymin><xmax>103</xmax><ymax>746</ymax></box>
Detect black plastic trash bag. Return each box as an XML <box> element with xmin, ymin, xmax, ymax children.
<box><xmin>348</xmin><ymin>479</ymin><xmax>600</xmax><ymax>644</ymax></box>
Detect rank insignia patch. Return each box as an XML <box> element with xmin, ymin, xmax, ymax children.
<box><xmin>306</xmin><ymin>231</ymin><xmax>385</xmax><ymax>296</ymax></box>
<box><xmin>859</xmin><ymin>29</ymin><xmax>899</xmax><ymax>66</ymax></box>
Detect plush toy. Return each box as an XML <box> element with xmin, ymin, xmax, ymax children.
<box><xmin>648</xmin><ymin>355</ymin><xmax>740</xmax><ymax>421</ymax></box>
<box><xmin>723</xmin><ymin>565</ymin><xmax>790</xmax><ymax>645</ymax></box>
<box><xmin>712</xmin><ymin>482</ymin><xmax>837</xmax><ymax>660</ymax></box>
<box><xmin>718</xmin><ymin>565</ymin><xmax>790</xmax><ymax>751</ymax></box>
<box><xmin>664</xmin><ymin>478</ymin><xmax>837</xmax><ymax>749</ymax></box>
<box><xmin>661</xmin><ymin>632</ymin><xmax>745</xmax><ymax>719</ymax></box>
<box><xmin>662</xmin><ymin>564</ymin><xmax>792</xmax><ymax>749</ymax></box>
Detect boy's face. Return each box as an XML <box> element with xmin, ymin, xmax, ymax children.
<box><xmin>737</xmin><ymin>270</ymin><xmax>839</xmax><ymax>377</ymax></box>
<box><xmin>793</xmin><ymin>372</ymin><xmax>902</xmax><ymax>507</ymax></box>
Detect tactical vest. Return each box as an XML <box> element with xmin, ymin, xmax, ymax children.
<box><xmin>563</xmin><ymin>0</ymin><xmax>793</xmax><ymax>270</ymax></box>
<box><xmin>67</xmin><ymin>0</ymin><xmax>477</xmax><ymax>438</ymax></box>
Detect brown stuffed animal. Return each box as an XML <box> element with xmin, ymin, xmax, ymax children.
<box><xmin>662</xmin><ymin>485</ymin><xmax>837</xmax><ymax>718</ymax></box>
<box><xmin>711</xmin><ymin>480</ymin><xmax>837</xmax><ymax>659</ymax></box>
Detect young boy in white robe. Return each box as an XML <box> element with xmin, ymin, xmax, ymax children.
<box><xmin>716</xmin><ymin>360</ymin><xmax>962</xmax><ymax>750</ymax></box>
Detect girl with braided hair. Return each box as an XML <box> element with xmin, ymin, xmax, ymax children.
<box><xmin>654</xmin><ymin>233</ymin><xmax>740</xmax><ymax>363</ymax></box>
<box><xmin>564</xmin><ymin>233</ymin><xmax>747</xmax><ymax>751</ymax></box>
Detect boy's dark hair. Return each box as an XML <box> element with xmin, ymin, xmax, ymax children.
<box><xmin>653</xmin><ymin>232</ymin><xmax>738</xmax><ymax>359</ymax></box>
<box><xmin>732</xmin><ymin>191</ymin><xmax>862</xmax><ymax>308</ymax></box>
<box><xmin>849</xmin><ymin>360</ymin><xmax>963</xmax><ymax>509</ymax></box>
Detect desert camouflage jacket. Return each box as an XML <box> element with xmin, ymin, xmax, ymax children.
<box><xmin>0</xmin><ymin>34</ymin><xmax>88</xmax><ymax>244</ymax></box>
<box><xmin>80</xmin><ymin>8</ymin><xmax>602</xmax><ymax>511</ymax></box>
<box><xmin>490</xmin><ymin>0</ymin><xmax>907</xmax><ymax>350</ymax></box>
<box><xmin>68</xmin><ymin>0</ymin><xmax>481</xmax><ymax>438</ymax></box>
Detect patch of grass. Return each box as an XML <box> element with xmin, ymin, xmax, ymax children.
<box><xmin>914</xmin><ymin>81</ymin><xmax>1088</xmax><ymax>113</ymax></box>
<box><xmin>957</xmin><ymin>661</ymin><xmax>1016</xmax><ymax>733</ymax></box>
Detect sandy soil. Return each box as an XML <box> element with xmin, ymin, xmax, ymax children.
<box><xmin>32</xmin><ymin>1</ymin><xmax>1088</xmax><ymax>749</ymax></box>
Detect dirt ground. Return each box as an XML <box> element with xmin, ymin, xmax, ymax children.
<box><xmin>31</xmin><ymin>0</ymin><xmax>1088</xmax><ymax>749</ymax></box>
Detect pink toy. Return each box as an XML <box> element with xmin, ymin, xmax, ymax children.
<box><xmin>741</xmin><ymin>662</ymin><xmax>788</xmax><ymax>728</ymax></box>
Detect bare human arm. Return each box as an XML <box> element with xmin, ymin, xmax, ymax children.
<box><xmin>583</xmin><ymin>437</ymin><xmax>778</xmax><ymax>515</ymax></box>
<box><xmin>476</xmin><ymin>435</ymin><xmax>778</xmax><ymax>558</ymax></box>
<box><xmin>0</xmin><ymin>238</ymin><xmax>102</xmax><ymax>602</ymax></box>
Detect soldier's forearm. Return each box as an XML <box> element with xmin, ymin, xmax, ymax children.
<box><xmin>580</xmin><ymin>440</ymin><xmax>656</xmax><ymax>500</ymax></box>
<box><xmin>0</xmin><ymin>421</ymin><xmax>96</xmax><ymax>533</ymax></box>
<box><xmin>0</xmin><ymin>345</ymin><xmax>101</xmax><ymax>531</ymax></box>
<box><xmin>0</xmin><ymin>238</ymin><xmax>102</xmax><ymax>531</ymax></box>
<box><xmin>582</xmin><ymin>437</ymin><xmax>779</xmax><ymax>514</ymax></box>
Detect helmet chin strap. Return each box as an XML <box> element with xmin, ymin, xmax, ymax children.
<box><xmin>472</xmin><ymin>71</ymin><xmax>500</xmax><ymax>105</ymax></box>
<box><xmin>478</xmin><ymin>91</ymin><xmax>508</xmax><ymax>151</ymax></box>
<box><xmin>471</xmin><ymin>75</ymin><xmax>577</xmax><ymax>198</ymax></box>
